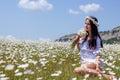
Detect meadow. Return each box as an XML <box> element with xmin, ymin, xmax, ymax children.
<box><xmin>0</xmin><ymin>39</ymin><xmax>120</xmax><ymax>80</ymax></box>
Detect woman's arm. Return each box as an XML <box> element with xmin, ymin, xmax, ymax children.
<box><xmin>77</xmin><ymin>41</ymin><xmax>80</xmax><ymax>52</ymax></box>
<box><xmin>74</xmin><ymin>35</ymin><xmax>80</xmax><ymax>52</ymax></box>
<box><xmin>95</xmin><ymin>55</ymin><xmax>101</xmax><ymax>72</ymax></box>
<box><xmin>95</xmin><ymin>37</ymin><xmax>103</xmax><ymax>72</ymax></box>
<box><xmin>71</xmin><ymin>35</ymin><xmax>79</xmax><ymax>49</ymax></box>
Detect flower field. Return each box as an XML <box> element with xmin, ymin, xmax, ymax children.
<box><xmin>0</xmin><ymin>39</ymin><xmax>120</xmax><ymax>80</ymax></box>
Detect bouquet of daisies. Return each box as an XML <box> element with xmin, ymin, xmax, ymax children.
<box><xmin>70</xmin><ymin>28</ymin><xmax>86</xmax><ymax>50</ymax></box>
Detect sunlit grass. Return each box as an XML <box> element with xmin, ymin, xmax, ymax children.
<box><xmin>0</xmin><ymin>39</ymin><xmax>120</xmax><ymax>80</ymax></box>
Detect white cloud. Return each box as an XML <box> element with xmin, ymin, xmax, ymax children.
<box><xmin>69</xmin><ymin>9</ymin><xmax>79</xmax><ymax>15</ymax></box>
<box><xmin>79</xmin><ymin>3</ymin><xmax>101</xmax><ymax>13</ymax></box>
<box><xmin>38</xmin><ymin>38</ymin><xmax>52</xmax><ymax>41</ymax></box>
<box><xmin>18</xmin><ymin>0</ymin><xmax>53</xmax><ymax>11</ymax></box>
<box><xmin>0</xmin><ymin>35</ymin><xmax>17</xmax><ymax>41</ymax></box>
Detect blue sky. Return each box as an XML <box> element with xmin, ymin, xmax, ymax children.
<box><xmin>0</xmin><ymin>0</ymin><xmax>120</xmax><ymax>40</ymax></box>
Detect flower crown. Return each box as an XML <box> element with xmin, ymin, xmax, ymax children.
<box><xmin>86</xmin><ymin>16</ymin><xmax>99</xmax><ymax>27</ymax></box>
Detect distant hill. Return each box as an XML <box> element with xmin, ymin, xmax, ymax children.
<box><xmin>55</xmin><ymin>26</ymin><xmax>120</xmax><ymax>43</ymax></box>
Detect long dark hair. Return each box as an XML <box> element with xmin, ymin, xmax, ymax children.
<box><xmin>83</xmin><ymin>16</ymin><xmax>103</xmax><ymax>49</ymax></box>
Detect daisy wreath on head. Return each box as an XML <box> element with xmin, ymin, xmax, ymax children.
<box><xmin>86</xmin><ymin>16</ymin><xmax>99</xmax><ymax>27</ymax></box>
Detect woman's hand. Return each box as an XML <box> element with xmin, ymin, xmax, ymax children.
<box><xmin>96</xmin><ymin>65</ymin><xmax>101</xmax><ymax>73</ymax></box>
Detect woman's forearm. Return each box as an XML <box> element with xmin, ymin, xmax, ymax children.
<box><xmin>75</xmin><ymin>35</ymin><xmax>80</xmax><ymax>52</ymax></box>
<box><xmin>77</xmin><ymin>43</ymin><xmax>80</xmax><ymax>52</ymax></box>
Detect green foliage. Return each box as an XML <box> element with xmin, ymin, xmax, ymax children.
<box><xmin>103</xmin><ymin>38</ymin><xmax>120</xmax><ymax>44</ymax></box>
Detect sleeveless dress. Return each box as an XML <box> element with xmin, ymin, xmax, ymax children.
<box><xmin>79</xmin><ymin>37</ymin><xmax>104</xmax><ymax>70</ymax></box>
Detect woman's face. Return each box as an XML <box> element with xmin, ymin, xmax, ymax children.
<box><xmin>85</xmin><ymin>19</ymin><xmax>91</xmax><ymax>32</ymax></box>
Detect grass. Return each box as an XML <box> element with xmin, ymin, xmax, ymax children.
<box><xmin>0</xmin><ymin>39</ymin><xmax>120</xmax><ymax>80</ymax></box>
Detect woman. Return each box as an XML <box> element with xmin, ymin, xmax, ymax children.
<box><xmin>73</xmin><ymin>16</ymin><xmax>116</xmax><ymax>80</ymax></box>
